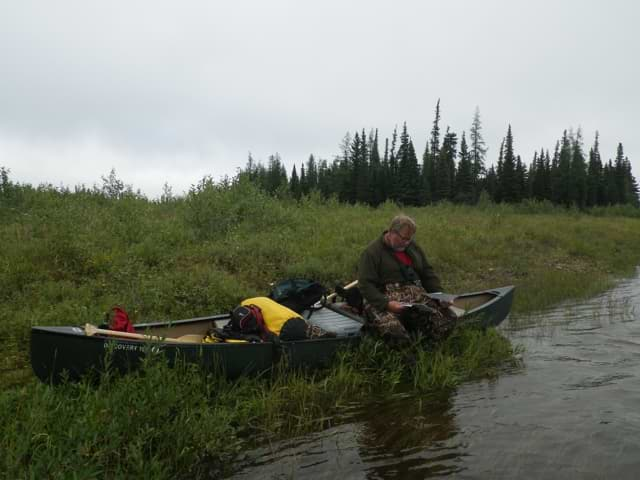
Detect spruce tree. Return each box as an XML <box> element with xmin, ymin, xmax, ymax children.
<box><xmin>388</xmin><ymin>126</ymin><xmax>400</xmax><ymax>201</ymax></box>
<box><xmin>369</xmin><ymin>129</ymin><xmax>384</xmax><ymax>206</ymax></box>
<box><xmin>515</xmin><ymin>155</ymin><xmax>528</xmax><ymax>202</ymax></box>
<box><xmin>0</xmin><ymin>166</ymin><xmax>10</xmax><ymax>196</ymax></box>
<box><xmin>299</xmin><ymin>164</ymin><xmax>307</xmax><ymax>195</ymax></box>
<box><xmin>550</xmin><ymin>140</ymin><xmax>562</xmax><ymax>204</ymax></box>
<box><xmin>528</xmin><ymin>152</ymin><xmax>538</xmax><ymax>199</ymax></box>
<box><xmin>421</xmin><ymin>140</ymin><xmax>433</xmax><ymax>204</ymax></box>
<box><xmin>335</xmin><ymin>133</ymin><xmax>352</xmax><ymax>203</ymax></box>
<box><xmin>624</xmin><ymin>157</ymin><xmax>640</xmax><ymax>206</ymax></box>
<box><xmin>614</xmin><ymin>143</ymin><xmax>628</xmax><ymax>204</ymax></box>
<box><xmin>255</xmin><ymin>163</ymin><xmax>268</xmax><ymax>191</ymax></box>
<box><xmin>317</xmin><ymin>159</ymin><xmax>331</xmax><ymax>198</ymax></box>
<box><xmin>570</xmin><ymin>129</ymin><xmax>588</xmax><ymax>208</ymax></box>
<box><xmin>531</xmin><ymin>149</ymin><xmax>546</xmax><ymax>200</ymax></box>
<box><xmin>428</xmin><ymin>100</ymin><xmax>441</xmax><ymax>199</ymax></box>
<box><xmin>557</xmin><ymin>131</ymin><xmax>574</xmax><ymax>206</ymax></box>
<box><xmin>469</xmin><ymin>106</ymin><xmax>487</xmax><ymax>198</ymax></box>
<box><xmin>499</xmin><ymin>126</ymin><xmax>518</xmax><ymax>203</ymax></box>
<box><xmin>435</xmin><ymin>128</ymin><xmax>457</xmax><ymax>201</ymax></box>
<box><xmin>355</xmin><ymin>129</ymin><xmax>370</xmax><ymax>204</ymax></box>
<box><xmin>266</xmin><ymin>153</ymin><xmax>288</xmax><ymax>194</ymax></box>
<box><xmin>544</xmin><ymin>150</ymin><xmax>552</xmax><ymax>201</ymax></box>
<box><xmin>430</xmin><ymin>99</ymin><xmax>441</xmax><ymax>158</ymax></box>
<box><xmin>454</xmin><ymin>132</ymin><xmax>474</xmax><ymax>203</ymax></box>
<box><xmin>408</xmin><ymin>140</ymin><xmax>422</xmax><ymax>204</ymax></box>
<box><xmin>381</xmin><ymin>137</ymin><xmax>391</xmax><ymax>203</ymax></box>
<box><xmin>290</xmin><ymin>164</ymin><xmax>300</xmax><ymax>199</ymax></box>
<box><xmin>603</xmin><ymin>160</ymin><xmax>617</xmax><ymax>205</ymax></box>
<box><xmin>485</xmin><ymin>165</ymin><xmax>498</xmax><ymax>201</ymax></box>
<box><xmin>305</xmin><ymin>154</ymin><xmax>318</xmax><ymax>192</ymax></box>
<box><xmin>494</xmin><ymin>140</ymin><xmax>504</xmax><ymax>202</ymax></box>
<box><xmin>243</xmin><ymin>153</ymin><xmax>258</xmax><ymax>182</ymax></box>
<box><xmin>346</xmin><ymin>131</ymin><xmax>361</xmax><ymax>203</ymax></box>
<box><xmin>586</xmin><ymin>132</ymin><xmax>603</xmax><ymax>207</ymax></box>
<box><xmin>396</xmin><ymin>123</ymin><xmax>422</xmax><ymax>205</ymax></box>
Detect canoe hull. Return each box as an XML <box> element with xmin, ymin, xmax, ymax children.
<box><xmin>30</xmin><ymin>324</ymin><xmax>274</xmax><ymax>384</ymax></box>
<box><xmin>281</xmin><ymin>336</ymin><xmax>361</xmax><ymax>369</ymax></box>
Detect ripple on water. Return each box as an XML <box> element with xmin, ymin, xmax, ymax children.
<box><xmin>565</xmin><ymin>373</ymin><xmax>635</xmax><ymax>390</ymax></box>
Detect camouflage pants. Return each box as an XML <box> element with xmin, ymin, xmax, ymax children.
<box><xmin>364</xmin><ymin>283</ymin><xmax>457</xmax><ymax>346</ymax></box>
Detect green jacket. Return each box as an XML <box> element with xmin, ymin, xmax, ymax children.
<box><xmin>357</xmin><ymin>232</ymin><xmax>443</xmax><ymax>311</ymax></box>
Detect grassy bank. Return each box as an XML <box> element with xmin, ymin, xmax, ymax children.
<box><xmin>2</xmin><ymin>180</ymin><xmax>640</xmax><ymax>477</ymax></box>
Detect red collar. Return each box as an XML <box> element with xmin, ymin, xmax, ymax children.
<box><xmin>393</xmin><ymin>251</ymin><xmax>412</xmax><ymax>266</ymax></box>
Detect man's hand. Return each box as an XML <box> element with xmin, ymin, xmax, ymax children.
<box><xmin>386</xmin><ymin>300</ymin><xmax>407</xmax><ymax>314</ymax></box>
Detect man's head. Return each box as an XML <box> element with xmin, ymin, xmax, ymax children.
<box><xmin>386</xmin><ymin>214</ymin><xmax>416</xmax><ymax>251</ymax></box>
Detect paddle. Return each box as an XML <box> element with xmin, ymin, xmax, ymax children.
<box><xmin>84</xmin><ymin>324</ymin><xmax>204</xmax><ymax>344</ymax></box>
<box><xmin>325</xmin><ymin>279</ymin><xmax>359</xmax><ymax>302</ymax></box>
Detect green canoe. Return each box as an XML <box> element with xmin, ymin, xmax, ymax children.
<box><xmin>30</xmin><ymin>285</ymin><xmax>514</xmax><ymax>384</ymax></box>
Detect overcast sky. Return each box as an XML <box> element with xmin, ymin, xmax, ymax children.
<box><xmin>1</xmin><ymin>0</ymin><xmax>638</xmax><ymax>198</ymax></box>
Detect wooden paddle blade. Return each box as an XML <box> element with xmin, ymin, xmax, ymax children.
<box><xmin>84</xmin><ymin>323</ymin><xmax>98</xmax><ymax>336</ymax></box>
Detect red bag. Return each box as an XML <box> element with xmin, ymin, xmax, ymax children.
<box><xmin>108</xmin><ymin>306</ymin><xmax>135</xmax><ymax>333</ymax></box>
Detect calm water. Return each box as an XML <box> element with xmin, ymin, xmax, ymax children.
<box><xmin>229</xmin><ymin>272</ymin><xmax>640</xmax><ymax>479</ymax></box>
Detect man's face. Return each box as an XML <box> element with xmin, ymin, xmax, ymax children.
<box><xmin>389</xmin><ymin>226</ymin><xmax>415</xmax><ymax>251</ymax></box>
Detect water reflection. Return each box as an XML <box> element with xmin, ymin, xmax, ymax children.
<box><xmin>231</xmin><ymin>391</ymin><xmax>462</xmax><ymax>479</ymax></box>
<box><xmin>230</xmin><ymin>271</ymin><xmax>640</xmax><ymax>479</ymax></box>
<box><xmin>355</xmin><ymin>392</ymin><xmax>462</xmax><ymax>479</ymax></box>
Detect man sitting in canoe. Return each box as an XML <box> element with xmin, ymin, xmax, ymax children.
<box><xmin>358</xmin><ymin>214</ymin><xmax>456</xmax><ymax>346</ymax></box>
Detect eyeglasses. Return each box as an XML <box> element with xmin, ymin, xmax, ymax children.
<box><xmin>394</xmin><ymin>230</ymin><xmax>414</xmax><ymax>243</ymax></box>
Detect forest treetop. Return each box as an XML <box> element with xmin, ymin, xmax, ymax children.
<box><xmin>239</xmin><ymin>103</ymin><xmax>638</xmax><ymax>209</ymax></box>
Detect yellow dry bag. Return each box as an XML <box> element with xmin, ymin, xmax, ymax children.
<box><xmin>241</xmin><ymin>296</ymin><xmax>302</xmax><ymax>335</ymax></box>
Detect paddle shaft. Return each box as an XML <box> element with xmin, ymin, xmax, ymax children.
<box><xmin>84</xmin><ymin>324</ymin><xmax>202</xmax><ymax>344</ymax></box>
<box><xmin>326</xmin><ymin>279</ymin><xmax>359</xmax><ymax>302</ymax></box>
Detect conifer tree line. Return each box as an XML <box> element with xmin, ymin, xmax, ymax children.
<box><xmin>238</xmin><ymin>101</ymin><xmax>640</xmax><ymax>208</ymax></box>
